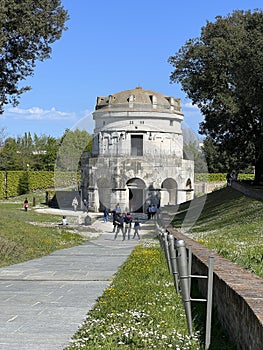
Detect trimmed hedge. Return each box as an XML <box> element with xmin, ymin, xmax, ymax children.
<box><xmin>0</xmin><ymin>171</ymin><xmax>81</xmax><ymax>198</ymax></box>
<box><xmin>195</xmin><ymin>173</ymin><xmax>254</xmax><ymax>182</ymax></box>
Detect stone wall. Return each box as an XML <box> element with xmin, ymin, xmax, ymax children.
<box><xmin>194</xmin><ymin>181</ymin><xmax>226</xmax><ymax>195</ymax></box>
<box><xmin>167</xmin><ymin>227</ymin><xmax>263</xmax><ymax>350</ymax></box>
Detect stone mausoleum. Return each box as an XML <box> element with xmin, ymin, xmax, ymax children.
<box><xmin>81</xmin><ymin>87</ymin><xmax>194</xmax><ymax>212</ymax></box>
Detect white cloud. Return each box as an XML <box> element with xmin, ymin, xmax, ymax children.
<box><xmin>2</xmin><ymin>106</ymin><xmax>77</xmax><ymax>121</ymax></box>
<box><xmin>182</xmin><ymin>102</ymin><xmax>199</xmax><ymax>110</ymax></box>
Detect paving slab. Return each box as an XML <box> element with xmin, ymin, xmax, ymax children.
<box><xmin>0</xmin><ymin>220</ymin><xmax>144</xmax><ymax>350</ymax></box>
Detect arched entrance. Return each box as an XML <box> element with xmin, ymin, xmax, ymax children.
<box><xmin>126</xmin><ymin>178</ymin><xmax>146</xmax><ymax>213</ymax></box>
<box><xmin>161</xmin><ymin>178</ymin><xmax>178</xmax><ymax>206</ymax></box>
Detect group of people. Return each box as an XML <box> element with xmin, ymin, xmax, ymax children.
<box><xmin>105</xmin><ymin>206</ymin><xmax>141</xmax><ymax>241</ymax></box>
<box><xmin>147</xmin><ymin>204</ymin><xmax>157</xmax><ymax>220</ymax></box>
<box><xmin>226</xmin><ymin>172</ymin><xmax>238</xmax><ymax>186</ymax></box>
<box><xmin>71</xmin><ymin>197</ymin><xmax>88</xmax><ymax>212</ymax></box>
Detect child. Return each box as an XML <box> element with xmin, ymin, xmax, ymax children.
<box><xmin>59</xmin><ymin>215</ymin><xmax>68</xmax><ymax>226</ymax></box>
<box><xmin>133</xmin><ymin>217</ymin><xmax>141</xmax><ymax>240</ymax></box>
<box><xmin>24</xmin><ymin>198</ymin><xmax>29</xmax><ymax>211</ymax></box>
<box><xmin>62</xmin><ymin>215</ymin><xmax>68</xmax><ymax>225</ymax></box>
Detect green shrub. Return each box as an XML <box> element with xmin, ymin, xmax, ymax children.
<box><xmin>195</xmin><ymin>173</ymin><xmax>254</xmax><ymax>182</ymax></box>
<box><xmin>0</xmin><ymin>170</ymin><xmax>81</xmax><ymax>198</ymax></box>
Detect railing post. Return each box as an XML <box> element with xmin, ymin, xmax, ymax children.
<box><xmin>163</xmin><ymin>230</ymin><xmax>172</xmax><ymax>274</ymax></box>
<box><xmin>188</xmin><ymin>245</ymin><xmax>192</xmax><ymax>292</ymax></box>
<box><xmin>205</xmin><ymin>256</ymin><xmax>214</xmax><ymax>350</ymax></box>
<box><xmin>157</xmin><ymin>227</ymin><xmax>163</xmax><ymax>250</ymax></box>
<box><xmin>168</xmin><ymin>234</ymin><xmax>179</xmax><ymax>293</ymax></box>
<box><xmin>174</xmin><ymin>239</ymin><xmax>192</xmax><ymax>335</ymax></box>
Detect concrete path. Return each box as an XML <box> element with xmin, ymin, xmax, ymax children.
<box><xmin>0</xmin><ymin>220</ymin><xmax>147</xmax><ymax>350</ymax></box>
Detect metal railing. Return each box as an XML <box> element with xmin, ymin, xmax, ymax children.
<box><xmin>157</xmin><ymin>226</ymin><xmax>214</xmax><ymax>350</ymax></box>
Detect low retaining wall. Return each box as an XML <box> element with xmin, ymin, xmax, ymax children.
<box><xmin>167</xmin><ymin>227</ymin><xmax>263</xmax><ymax>350</ymax></box>
<box><xmin>194</xmin><ymin>181</ymin><xmax>225</xmax><ymax>194</ymax></box>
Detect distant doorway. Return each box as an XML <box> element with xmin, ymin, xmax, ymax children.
<box><xmin>127</xmin><ymin>178</ymin><xmax>146</xmax><ymax>212</ymax></box>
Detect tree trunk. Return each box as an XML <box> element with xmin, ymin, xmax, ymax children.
<box><xmin>254</xmin><ymin>156</ymin><xmax>263</xmax><ymax>185</ymax></box>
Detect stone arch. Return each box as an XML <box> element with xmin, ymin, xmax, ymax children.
<box><xmin>161</xmin><ymin>178</ymin><xmax>178</xmax><ymax>206</ymax></box>
<box><xmin>126</xmin><ymin>178</ymin><xmax>146</xmax><ymax>213</ymax></box>
<box><xmin>186</xmin><ymin>178</ymin><xmax>192</xmax><ymax>189</ymax></box>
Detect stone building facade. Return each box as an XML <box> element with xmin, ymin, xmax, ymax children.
<box><xmin>81</xmin><ymin>87</ymin><xmax>194</xmax><ymax>212</ymax></box>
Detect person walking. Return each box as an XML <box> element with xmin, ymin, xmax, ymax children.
<box><xmin>24</xmin><ymin>198</ymin><xmax>29</xmax><ymax>211</ymax></box>
<box><xmin>103</xmin><ymin>208</ymin><xmax>109</xmax><ymax>222</ymax></box>
<box><xmin>124</xmin><ymin>212</ymin><xmax>133</xmax><ymax>240</ymax></box>
<box><xmin>151</xmin><ymin>204</ymin><xmax>157</xmax><ymax>219</ymax></box>
<box><xmin>111</xmin><ymin>208</ymin><xmax>117</xmax><ymax>232</ymax></box>
<box><xmin>83</xmin><ymin>199</ymin><xmax>88</xmax><ymax>212</ymax></box>
<box><xmin>133</xmin><ymin>217</ymin><xmax>141</xmax><ymax>240</ymax></box>
<box><xmin>226</xmin><ymin>173</ymin><xmax>232</xmax><ymax>187</ymax></box>
<box><xmin>72</xmin><ymin>197</ymin><xmax>78</xmax><ymax>211</ymax></box>
<box><xmin>147</xmin><ymin>205</ymin><xmax>151</xmax><ymax>220</ymax></box>
<box><xmin>114</xmin><ymin>213</ymin><xmax>125</xmax><ymax>240</ymax></box>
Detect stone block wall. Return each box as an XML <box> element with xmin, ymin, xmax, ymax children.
<box><xmin>194</xmin><ymin>181</ymin><xmax>225</xmax><ymax>195</ymax></box>
<box><xmin>167</xmin><ymin>227</ymin><xmax>263</xmax><ymax>350</ymax></box>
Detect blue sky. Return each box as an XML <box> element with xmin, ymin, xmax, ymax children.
<box><xmin>1</xmin><ymin>0</ymin><xmax>262</xmax><ymax>139</ymax></box>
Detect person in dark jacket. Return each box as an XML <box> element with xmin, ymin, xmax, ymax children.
<box><xmin>114</xmin><ymin>213</ymin><xmax>125</xmax><ymax>240</ymax></box>
<box><xmin>111</xmin><ymin>208</ymin><xmax>117</xmax><ymax>232</ymax></box>
<box><xmin>103</xmin><ymin>208</ymin><xmax>109</xmax><ymax>222</ymax></box>
<box><xmin>124</xmin><ymin>212</ymin><xmax>133</xmax><ymax>240</ymax></box>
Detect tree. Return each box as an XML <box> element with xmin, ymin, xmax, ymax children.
<box><xmin>169</xmin><ymin>9</ymin><xmax>263</xmax><ymax>183</ymax></box>
<box><xmin>201</xmin><ymin>137</ymin><xmax>234</xmax><ymax>173</ymax></box>
<box><xmin>0</xmin><ymin>132</ymin><xmax>60</xmax><ymax>170</ymax></box>
<box><xmin>0</xmin><ymin>0</ymin><xmax>68</xmax><ymax>113</ymax></box>
<box><xmin>0</xmin><ymin>137</ymin><xmax>21</xmax><ymax>169</ymax></box>
<box><xmin>30</xmin><ymin>134</ymin><xmax>60</xmax><ymax>170</ymax></box>
<box><xmin>56</xmin><ymin>129</ymin><xmax>92</xmax><ymax>171</ymax></box>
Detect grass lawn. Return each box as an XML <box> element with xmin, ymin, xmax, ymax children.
<box><xmin>0</xmin><ymin>191</ymin><xmax>86</xmax><ymax>267</ymax></box>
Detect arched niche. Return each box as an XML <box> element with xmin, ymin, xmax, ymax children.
<box><xmin>161</xmin><ymin>178</ymin><xmax>178</xmax><ymax>205</ymax></box>
<box><xmin>126</xmin><ymin>178</ymin><xmax>146</xmax><ymax>213</ymax></box>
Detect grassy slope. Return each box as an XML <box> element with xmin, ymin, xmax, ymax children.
<box><xmin>173</xmin><ymin>186</ymin><xmax>263</xmax><ymax>277</ymax></box>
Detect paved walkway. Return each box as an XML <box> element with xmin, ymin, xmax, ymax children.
<box><xmin>0</xmin><ymin>218</ymin><xmax>151</xmax><ymax>350</ymax></box>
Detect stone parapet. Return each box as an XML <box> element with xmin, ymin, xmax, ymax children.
<box><xmin>167</xmin><ymin>227</ymin><xmax>263</xmax><ymax>350</ymax></box>
<box><xmin>194</xmin><ymin>181</ymin><xmax>225</xmax><ymax>194</ymax></box>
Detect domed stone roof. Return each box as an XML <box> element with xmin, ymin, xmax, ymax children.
<box><xmin>95</xmin><ymin>87</ymin><xmax>181</xmax><ymax>113</ymax></box>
